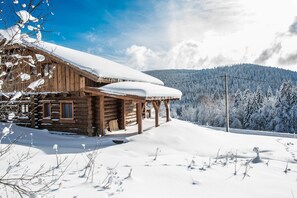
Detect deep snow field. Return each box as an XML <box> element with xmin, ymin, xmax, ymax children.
<box><xmin>1</xmin><ymin>118</ymin><xmax>297</xmax><ymax>198</ymax></box>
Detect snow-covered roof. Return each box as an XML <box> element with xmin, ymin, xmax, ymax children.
<box><xmin>0</xmin><ymin>25</ymin><xmax>22</xmax><ymax>45</ymax></box>
<box><xmin>25</xmin><ymin>41</ymin><xmax>164</xmax><ymax>85</ymax></box>
<box><xmin>99</xmin><ymin>82</ymin><xmax>182</xmax><ymax>100</ymax></box>
<box><xmin>0</xmin><ymin>21</ymin><xmax>163</xmax><ymax>85</ymax></box>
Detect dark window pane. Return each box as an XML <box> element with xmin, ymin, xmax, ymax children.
<box><xmin>21</xmin><ymin>104</ymin><xmax>29</xmax><ymax>113</ymax></box>
<box><xmin>44</xmin><ymin>103</ymin><xmax>51</xmax><ymax>118</ymax></box>
<box><xmin>61</xmin><ymin>103</ymin><xmax>73</xmax><ymax>119</ymax></box>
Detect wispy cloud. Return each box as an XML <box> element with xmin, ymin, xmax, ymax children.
<box><xmin>85</xmin><ymin>32</ymin><xmax>98</xmax><ymax>42</ymax></box>
<box><xmin>289</xmin><ymin>17</ymin><xmax>297</xmax><ymax>35</ymax></box>
<box><xmin>125</xmin><ymin>45</ymin><xmax>162</xmax><ymax>71</ymax></box>
<box><xmin>77</xmin><ymin>0</ymin><xmax>297</xmax><ymax>71</ymax></box>
<box><xmin>255</xmin><ymin>43</ymin><xmax>282</xmax><ymax>64</ymax></box>
<box><xmin>122</xmin><ymin>0</ymin><xmax>297</xmax><ymax>70</ymax></box>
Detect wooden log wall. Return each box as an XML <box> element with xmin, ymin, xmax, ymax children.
<box><xmin>91</xmin><ymin>97</ymin><xmax>137</xmax><ymax>133</ymax></box>
<box><xmin>120</xmin><ymin>100</ymin><xmax>126</xmax><ymax>129</ymax></box>
<box><xmin>33</xmin><ymin>63</ymin><xmax>82</xmax><ymax>93</ymax></box>
<box><xmin>125</xmin><ymin>100</ymin><xmax>137</xmax><ymax>126</ymax></box>
<box><xmin>35</xmin><ymin>94</ymin><xmax>91</xmax><ymax>135</ymax></box>
<box><xmin>0</xmin><ymin>94</ymin><xmax>33</xmax><ymax>127</ymax></box>
<box><xmin>0</xmin><ymin>98</ymin><xmax>32</xmax><ymax>127</ymax></box>
<box><xmin>0</xmin><ymin>94</ymin><xmax>140</xmax><ymax>135</ymax></box>
<box><xmin>92</xmin><ymin>96</ymin><xmax>102</xmax><ymax>135</ymax></box>
<box><xmin>92</xmin><ymin>96</ymin><xmax>125</xmax><ymax>134</ymax></box>
<box><xmin>104</xmin><ymin>96</ymin><xmax>120</xmax><ymax>129</ymax></box>
<box><xmin>1</xmin><ymin>48</ymin><xmax>84</xmax><ymax>93</ymax></box>
<box><xmin>31</xmin><ymin>95</ymin><xmax>40</xmax><ymax>128</ymax></box>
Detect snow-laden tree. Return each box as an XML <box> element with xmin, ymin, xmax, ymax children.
<box><xmin>274</xmin><ymin>82</ymin><xmax>294</xmax><ymax>132</ymax></box>
<box><xmin>266</xmin><ymin>86</ymin><xmax>274</xmax><ymax>98</ymax></box>
<box><xmin>254</xmin><ymin>86</ymin><xmax>264</xmax><ymax>109</ymax></box>
<box><xmin>233</xmin><ymin>89</ymin><xmax>242</xmax><ymax>108</ymax></box>
<box><xmin>230</xmin><ymin>89</ymin><xmax>244</xmax><ymax>128</ymax></box>
<box><xmin>0</xmin><ymin>1</ymin><xmax>67</xmax><ymax>197</ymax></box>
<box><xmin>0</xmin><ymin>0</ymin><xmax>52</xmax><ymax>122</ymax></box>
<box><xmin>289</xmin><ymin>104</ymin><xmax>297</xmax><ymax>132</ymax></box>
<box><xmin>148</xmin><ymin>64</ymin><xmax>297</xmax><ymax>133</ymax></box>
<box><xmin>241</xmin><ymin>89</ymin><xmax>255</xmax><ymax>128</ymax></box>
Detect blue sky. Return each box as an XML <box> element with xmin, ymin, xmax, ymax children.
<box><xmin>2</xmin><ymin>0</ymin><xmax>297</xmax><ymax>71</ymax></box>
<box><xmin>45</xmin><ymin>0</ymin><xmax>157</xmax><ymax>57</ymax></box>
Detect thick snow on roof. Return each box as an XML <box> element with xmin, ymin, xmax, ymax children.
<box><xmin>0</xmin><ymin>10</ymin><xmax>36</xmax><ymax>44</ymax></box>
<box><xmin>0</xmin><ymin>25</ymin><xmax>21</xmax><ymax>44</ymax></box>
<box><xmin>27</xmin><ymin>41</ymin><xmax>164</xmax><ymax>85</ymax></box>
<box><xmin>99</xmin><ymin>82</ymin><xmax>182</xmax><ymax>99</ymax></box>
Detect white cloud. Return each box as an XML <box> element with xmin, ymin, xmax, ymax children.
<box><xmin>85</xmin><ymin>32</ymin><xmax>98</xmax><ymax>42</ymax></box>
<box><xmin>125</xmin><ymin>31</ymin><xmax>297</xmax><ymax>71</ymax></box>
<box><xmin>122</xmin><ymin>0</ymin><xmax>297</xmax><ymax>70</ymax></box>
<box><xmin>125</xmin><ymin>45</ymin><xmax>162</xmax><ymax>71</ymax></box>
<box><xmin>125</xmin><ymin>40</ymin><xmax>235</xmax><ymax>70</ymax></box>
<box><xmin>86</xmin><ymin>46</ymin><xmax>103</xmax><ymax>55</ymax></box>
<box><xmin>77</xmin><ymin>0</ymin><xmax>297</xmax><ymax>71</ymax></box>
<box><xmin>256</xmin><ymin>33</ymin><xmax>297</xmax><ymax>69</ymax></box>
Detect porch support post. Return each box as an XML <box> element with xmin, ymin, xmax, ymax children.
<box><xmin>99</xmin><ymin>95</ymin><xmax>105</xmax><ymax>136</ymax></box>
<box><xmin>153</xmin><ymin>101</ymin><xmax>161</xmax><ymax>127</ymax></box>
<box><xmin>137</xmin><ymin>102</ymin><xmax>143</xmax><ymax>134</ymax></box>
<box><xmin>86</xmin><ymin>96</ymin><xmax>93</xmax><ymax>136</ymax></box>
<box><xmin>164</xmin><ymin>99</ymin><xmax>170</xmax><ymax>122</ymax></box>
<box><xmin>121</xmin><ymin>99</ymin><xmax>126</xmax><ymax>130</ymax></box>
<box><xmin>30</xmin><ymin>95</ymin><xmax>37</xmax><ymax>128</ymax></box>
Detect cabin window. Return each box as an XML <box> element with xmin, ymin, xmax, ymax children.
<box><xmin>43</xmin><ymin>103</ymin><xmax>51</xmax><ymax>119</ymax></box>
<box><xmin>42</xmin><ymin>64</ymin><xmax>53</xmax><ymax>78</ymax></box>
<box><xmin>42</xmin><ymin>64</ymin><xmax>48</xmax><ymax>77</ymax></box>
<box><xmin>7</xmin><ymin>71</ymin><xmax>13</xmax><ymax>80</ymax></box>
<box><xmin>60</xmin><ymin>101</ymin><xmax>73</xmax><ymax>119</ymax></box>
<box><xmin>21</xmin><ymin>104</ymin><xmax>29</xmax><ymax>113</ymax></box>
<box><xmin>48</xmin><ymin>64</ymin><xmax>53</xmax><ymax>78</ymax></box>
<box><xmin>30</xmin><ymin>66</ymin><xmax>37</xmax><ymax>75</ymax></box>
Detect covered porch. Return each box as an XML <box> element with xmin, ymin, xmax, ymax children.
<box><xmin>84</xmin><ymin>82</ymin><xmax>182</xmax><ymax>135</ymax></box>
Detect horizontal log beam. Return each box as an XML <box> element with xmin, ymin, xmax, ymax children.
<box><xmin>85</xmin><ymin>87</ymin><xmax>146</xmax><ymax>103</ymax></box>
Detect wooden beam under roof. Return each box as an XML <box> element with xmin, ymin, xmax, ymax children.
<box><xmin>84</xmin><ymin>86</ymin><xmax>146</xmax><ymax>103</ymax></box>
<box><xmin>85</xmin><ymin>87</ymin><xmax>180</xmax><ymax>102</ymax></box>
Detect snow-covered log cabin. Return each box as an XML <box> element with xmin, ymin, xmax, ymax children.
<box><xmin>0</xmin><ymin>40</ymin><xmax>182</xmax><ymax>136</ymax></box>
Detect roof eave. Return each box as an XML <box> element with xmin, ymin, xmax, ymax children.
<box><xmin>27</xmin><ymin>45</ymin><xmax>100</xmax><ymax>81</ymax></box>
<box><xmin>85</xmin><ymin>86</ymin><xmax>181</xmax><ymax>102</ymax></box>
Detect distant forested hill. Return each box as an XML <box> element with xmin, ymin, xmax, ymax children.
<box><xmin>145</xmin><ymin>64</ymin><xmax>297</xmax><ymax>133</ymax></box>
<box><xmin>146</xmin><ymin>64</ymin><xmax>297</xmax><ymax>104</ymax></box>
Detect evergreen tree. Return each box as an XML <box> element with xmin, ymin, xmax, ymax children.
<box><xmin>147</xmin><ymin>65</ymin><xmax>297</xmax><ymax>133</ymax></box>
<box><xmin>267</xmin><ymin>86</ymin><xmax>274</xmax><ymax>98</ymax></box>
<box><xmin>234</xmin><ymin>89</ymin><xmax>242</xmax><ymax>108</ymax></box>
<box><xmin>274</xmin><ymin>82</ymin><xmax>293</xmax><ymax>132</ymax></box>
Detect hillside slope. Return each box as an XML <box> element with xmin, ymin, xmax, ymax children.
<box><xmin>146</xmin><ymin>64</ymin><xmax>297</xmax><ymax>133</ymax></box>
<box><xmin>1</xmin><ymin>119</ymin><xmax>297</xmax><ymax>197</ymax></box>
<box><xmin>146</xmin><ymin>64</ymin><xmax>297</xmax><ymax>103</ymax></box>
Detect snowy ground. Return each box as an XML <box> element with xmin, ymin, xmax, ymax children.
<box><xmin>1</xmin><ymin>118</ymin><xmax>297</xmax><ymax>198</ymax></box>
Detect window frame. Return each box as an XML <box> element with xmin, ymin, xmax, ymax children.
<box><xmin>43</xmin><ymin>102</ymin><xmax>51</xmax><ymax>119</ymax></box>
<box><xmin>21</xmin><ymin>104</ymin><xmax>29</xmax><ymax>114</ymax></box>
<box><xmin>60</xmin><ymin>101</ymin><xmax>74</xmax><ymax>121</ymax></box>
<box><xmin>30</xmin><ymin>66</ymin><xmax>37</xmax><ymax>76</ymax></box>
